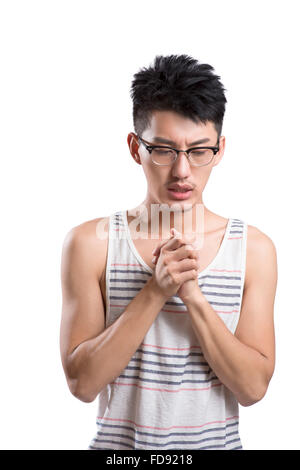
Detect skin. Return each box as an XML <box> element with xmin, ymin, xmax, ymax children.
<box><xmin>127</xmin><ymin>110</ymin><xmax>226</xmax><ymax>236</ymax></box>
<box><xmin>127</xmin><ymin>110</ymin><xmax>228</xmax><ymax>301</ymax></box>
<box><xmin>60</xmin><ymin>110</ymin><xmax>277</xmax><ymax>406</ymax></box>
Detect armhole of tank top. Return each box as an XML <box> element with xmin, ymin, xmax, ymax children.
<box><xmin>239</xmin><ymin>221</ymin><xmax>248</xmax><ymax>312</ymax></box>
<box><xmin>105</xmin><ymin>213</ymin><xmax>113</xmax><ymax>328</ymax></box>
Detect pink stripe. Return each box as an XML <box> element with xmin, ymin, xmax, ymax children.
<box><xmin>162</xmin><ymin>308</ymin><xmax>188</xmax><ymax>314</ymax></box>
<box><xmin>161</xmin><ymin>308</ymin><xmax>238</xmax><ymax>315</ymax></box>
<box><xmin>215</xmin><ymin>309</ymin><xmax>239</xmax><ymax>314</ymax></box>
<box><xmin>111</xmin><ymin>263</ymin><xmax>142</xmax><ymax>267</ymax></box>
<box><xmin>228</xmin><ymin>236</ymin><xmax>242</xmax><ymax>240</ymax></box>
<box><xmin>111</xmin><ymin>305</ymin><xmax>238</xmax><ymax>315</ymax></box>
<box><xmin>209</xmin><ymin>268</ymin><xmax>241</xmax><ymax>273</ymax></box>
<box><xmin>111</xmin><ymin>264</ymin><xmax>242</xmax><ymax>271</ymax></box>
<box><xmin>111</xmin><ymin>381</ymin><xmax>222</xmax><ymax>393</ymax></box>
<box><xmin>96</xmin><ymin>414</ymin><xmax>239</xmax><ymax>431</ymax></box>
<box><xmin>110</xmin><ymin>306</ymin><xmax>188</xmax><ymax>315</ymax></box>
<box><xmin>142</xmin><ymin>342</ymin><xmax>201</xmax><ymax>350</ymax></box>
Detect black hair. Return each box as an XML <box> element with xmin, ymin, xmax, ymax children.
<box><xmin>130</xmin><ymin>54</ymin><xmax>227</xmax><ymax>138</ymax></box>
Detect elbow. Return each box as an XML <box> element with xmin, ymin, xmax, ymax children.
<box><xmin>72</xmin><ymin>379</ymin><xmax>99</xmax><ymax>403</ymax></box>
<box><xmin>64</xmin><ymin>356</ymin><xmax>99</xmax><ymax>403</ymax></box>
<box><xmin>238</xmin><ymin>394</ymin><xmax>263</xmax><ymax>407</ymax></box>
<box><xmin>238</xmin><ymin>380</ymin><xmax>269</xmax><ymax>407</ymax></box>
<box><xmin>237</xmin><ymin>358</ymin><xmax>274</xmax><ymax>407</ymax></box>
<box><xmin>73</xmin><ymin>390</ymin><xmax>96</xmax><ymax>403</ymax></box>
<box><xmin>67</xmin><ymin>376</ymin><xmax>98</xmax><ymax>403</ymax></box>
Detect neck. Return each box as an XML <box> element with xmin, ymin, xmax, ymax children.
<box><xmin>127</xmin><ymin>198</ymin><xmax>208</xmax><ymax>240</ymax></box>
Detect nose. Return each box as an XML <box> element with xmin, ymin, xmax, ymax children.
<box><xmin>171</xmin><ymin>151</ymin><xmax>192</xmax><ymax>179</ymax></box>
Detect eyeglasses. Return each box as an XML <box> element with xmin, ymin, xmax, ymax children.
<box><xmin>136</xmin><ymin>135</ymin><xmax>219</xmax><ymax>167</ymax></box>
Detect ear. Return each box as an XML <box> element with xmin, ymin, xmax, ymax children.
<box><xmin>212</xmin><ymin>135</ymin><xmax>225</xmax><ymax>167</ymax></box>
<box><xmin>127</xmin><ymin>132</ymin><xmax>142</xmax><ymax>165</ymax></box>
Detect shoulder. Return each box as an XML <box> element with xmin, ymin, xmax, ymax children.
<box><xmin>244</xmin><ymin>224</ymin><xmax>278</xmax><ymax>288</ymax></box>
<box><xmin>246</xmin><ymin>224</ymin><xmax>277</xmax><ymax>255</ymax></box>
<box><xmin>61</xmin><ymin>216</ymin><xmax>110</xmax><ymax>280</ymax></box>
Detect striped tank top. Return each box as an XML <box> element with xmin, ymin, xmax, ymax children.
<box><xmin>89</xmin><ymin>210</ymin><xmax>248</xmax><ymax>450</ymax></box>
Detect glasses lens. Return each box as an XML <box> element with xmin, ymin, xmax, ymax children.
<box><xmin>189</xmin><ymin>149</ymin><xmax>215</xmax><ymax>166</ymax></box>
<box><xmin>151</xmin><ymin>148</ymin><xmax>176</xmax><ymax>165</ymax></box>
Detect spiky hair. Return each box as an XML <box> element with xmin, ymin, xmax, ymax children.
<box><xmin>130</xmin><ymin>54</ymin><xmax>227</xmax><ymax>137</ymax></box>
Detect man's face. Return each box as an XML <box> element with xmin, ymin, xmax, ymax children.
<box><xmin>128</xmin><ymin>110</ymin><xmax>225</xmax><ymax>208</ymax></box>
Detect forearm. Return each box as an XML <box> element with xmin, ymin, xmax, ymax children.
<box><xmin>186</xmin><ymin>290</ymin><xmax>271</xmax><ymax>406</ymax></box>
<box><xmin>68</xmin><ymin>277</ymin><xmax>167</xmax><ymax>402</ymax></box>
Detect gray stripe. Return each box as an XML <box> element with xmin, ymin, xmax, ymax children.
<box><xmin>110</xmin><ymin>280</ymin><xmax>240</xmax><ymax>289</ymax></box>
<box><xmin>200</xmin><ymin>283</ymin><xmax>240</xmax><ymax>289</ymax></box>
<box><xmin>110</xmin><ymin>269</ymin><xmax>151</xmax><ymax>276</ymax></box>
<box><xmin>110</xmin><ymin>278</ymin><xmax>147</xmax><ymax>283</ymax></box>
<box><xmin>110</xmin><ymin>269</ymin><xmax>241</xmax><ymax>280</ymax></box>
<box><xmin>91</xmin><ymin>430</ymin><xmax>238</xmax><ymax>449</ymax></box>
<box><xmin>96</xmin><ymin>420</ymin><xmax>239</xmax><ymax>439</ymax></box>
<box><xmin>118</xmin><ymin>373</ymin><xmax>219</xmax><ymax>385</ymax></box>
<box><xmin>91</xmin><ymin>439</ymin><xmax>133</xmax><ymax>449</ymax></box>
<box><xmin>226</xmin><ymin>437</ymin><xmax>242</xmax><ymax>446</ymax></box>
<box><xmin>109</xmin><ymin>295</ymin><xmax>241</xmax><ymax>306</ymax></box>
<box><xmin>199</xmin><ymin>291</ymin><xmax>240</xmax><ymax>297</ymax></box>
<box><xmin>135</xmin><ymin>349</ymin><xmax>204</xmax><ymax>359</ymax></box>
<box><xmin>199</xmin><ymin>275</ymin><xmax>241</xmax><ymax>280</ymax></box>
<box><xmin>110</xmin><ymin>286</ymin><xmax>143</xmax><ymax>291</ymax></box>
<box><xmin>125</xmin><ymin>365</ymin><xmax>212</xmax><ymax>376</ymax></box>
<box><xmin>131</xmin><ymin>358</ymin><xmax>208</xmax><ymax>367</ymax></box>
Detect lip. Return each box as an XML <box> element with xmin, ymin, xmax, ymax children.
<box><xmin>167</xmin><ymin>188</ymin><xmax>193</xmax><ymax>200</ymax></box>
<box><xmin>167</xmin><ymin>184</ymin><xmax>193</xmax><ymax>191</ymax></box>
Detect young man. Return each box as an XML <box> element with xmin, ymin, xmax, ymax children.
<box><xmin>60</xmin><ymin>54</ymin><xmax>277</xmax><ymax>450</ymax></box>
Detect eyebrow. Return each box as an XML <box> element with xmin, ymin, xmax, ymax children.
<box><xmin>152</xmin><ymin>136</ymin><xmax>211</xmax><ymax>146</ymax></box>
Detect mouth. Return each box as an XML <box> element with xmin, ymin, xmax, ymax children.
<box><xmin>167</xmin><ymin>188</ymin><xmax>193</xmax><ymax>200</ymax></box>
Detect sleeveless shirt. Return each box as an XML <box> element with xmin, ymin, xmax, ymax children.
<box><xmin>88</xmin><ymin>210</ymin><xmax>248</xmax><ymax>450</ymax></box>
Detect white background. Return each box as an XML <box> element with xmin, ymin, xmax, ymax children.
<box><xmin>0</xmin><ymin>0</ymin><xmax>299</xmax><ymax>450</ymax></box>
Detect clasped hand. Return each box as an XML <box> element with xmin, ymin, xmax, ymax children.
<box><xmin>151</xmin><ymin>228</ymin><xmax>202</xmax><ymax>303</ymax></box>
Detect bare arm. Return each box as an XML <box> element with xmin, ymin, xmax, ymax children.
<box><xmin>184</xmin><ymin>226</ymin><xmax>277</xmax><ymax>406</ymax></box>
<box><xmin>60</xmin><ymin>220</ymin><xmax>169</xmax><ymax>403</ymax></box>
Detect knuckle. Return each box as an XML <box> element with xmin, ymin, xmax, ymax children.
<box><xmin>167</xmin><ymin>267</ymin><xmax>177</xmax><ymax>284</ymax></box>
<box><xmin>187</xmin><ymin>247</ymin><xmax>197</xmax><ymax>258</ymax></box>
<box><xmin>165</xmin><ymin>265</ymin><xmax>171</xmax><ymax>276</ymax></box>
<box><xmin>161</xmin><ymin>245</ymin><xmax>168</xmax><ymax>254</ymax></box>
<box><xmin>185</xmin><ymin>245</ymin><xmax>193</xmax><ymax>256</ymax></box>
<box><xmin>163</xmin><ymin>255</ymin><xmax>170</xmax><ymax>266</ymax></box>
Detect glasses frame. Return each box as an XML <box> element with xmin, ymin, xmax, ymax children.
<box><xmin>136</xmin><ymin>135</ymin><xmax>220</xmax><ymax>167</ymax></box>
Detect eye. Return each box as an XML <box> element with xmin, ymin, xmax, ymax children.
<box><xmin>190</xmin><ymin>150</ymin><xmax>206</xmax><ymax>156</ymax></box>
<box><xmin>153</xmin><ymin>148</ymin><xmax>174</xmax><ymax>155</ymax></box>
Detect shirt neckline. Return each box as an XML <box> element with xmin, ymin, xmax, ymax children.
<box><xmin>121</xmin><ymin>210</ymin><xmax>232</xmax><ymax>278</ymax></box>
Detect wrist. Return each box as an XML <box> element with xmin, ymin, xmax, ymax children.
<box><xmin>183</xmin><ymin>286</ymin><xmax>207</xmax><ymax>309</ymax></box>
<box><xmin>146</xmin><ymin>276</ymin><xmax>169</xmax><ymax>303</ymax></box>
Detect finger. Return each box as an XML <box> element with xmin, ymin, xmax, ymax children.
<box><xmin>152</xmin><ymin>229</ymin><xmax>177</xmax><ymax>256</ymax></box>
<box><xmin>152</xmin><ymin>229</ymin><xmax>200</xmax><ymax>257</ymax></box>
<box><xmin>152</xmin><ymin>239</ymin><xmax>169</xmax><ymax>256</ymax></box>
<box><xmin>178</xmin><ymin>269</ymin><xmax>198</xmax><ymax>283</ymax></box>
<box><xmin>171</xmin><ymin>244</ymin><xmax>198</xmax><ymax>261</ymax></box>
<box><xmin>153</xmin><ymin>232</ymin><xmax>182</xmax><ymax>257</ymax></box>
<box><xmin>172</xmin><ymin>228</ymin><xmax>201</xmax><ymax>248</ymax></box>
<box><xmin>172</xmin><ymin>228</ymin><xmax>203</xmax><ymax>250</ymax></box>
<box><xmin>161</xmin><ymin>235</ymin><xmax>184</xmax><ymax>252</ymax></box>
<box><xmin>151</xmin><ymin>255</ymin><xmax>158</xmax><ymax>265</ymax></box>
<box><xmin>175</xmin><ymin>258</ymin><xmax>198</xmax><ymax>272</ymax></box>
